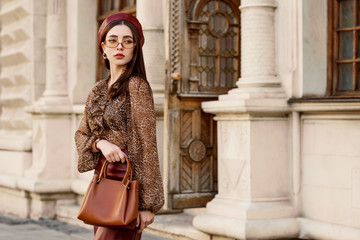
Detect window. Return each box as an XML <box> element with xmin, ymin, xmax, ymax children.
<box><xmin>187</xmin><ymin>0</ymin><xmax>240</xmax><ymax>94</ymax></box>
<box><xmin>97</xmin><ymin>0</ymin><xmax>136</xmax><ymax>80</ymax></box>
<box><xmin>328</xmin><ymin>0</ymin><xmax>360</xmax><ymax>96</ymax></box>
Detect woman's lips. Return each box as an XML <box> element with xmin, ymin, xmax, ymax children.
<box><xmin>114</xmin><ymin>53</ymin><xmax>125</xmax><ymax>59</ymax></box>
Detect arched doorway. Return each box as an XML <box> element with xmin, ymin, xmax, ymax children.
<box><xmin>166</xmin><ymin>0</ymin><xmax>240</xmax><ymax>209</ymax></box>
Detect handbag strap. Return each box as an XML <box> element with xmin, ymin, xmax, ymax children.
<box><xmin>98</xmin><ymin>157</ymin><xmax>133</xmax><ymax>186</ymax></box>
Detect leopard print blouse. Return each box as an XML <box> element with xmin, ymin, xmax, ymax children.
<box><xmin>75</xmin><ymin>75</ymin><xmax>164</xmax><ymax>213</ymax></box>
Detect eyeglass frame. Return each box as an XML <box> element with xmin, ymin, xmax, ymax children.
<box><xmin>102</xmin><ymin>38</ymin><xmax>136</xmax><ymax>49</ymax></box>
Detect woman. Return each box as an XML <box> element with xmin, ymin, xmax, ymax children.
<box><xmin>75</xmin><ymin>13</ymin><xmax>164</xmax><ymax>240</ymax></box>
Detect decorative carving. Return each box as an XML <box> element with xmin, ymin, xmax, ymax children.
<box><xmin>170</xmin><ymin>0</ymin><xmax>181</xmax><ymax>93</ymax></box>
<box><xmin>200</xmin><ymin>157</ymin><xmax>211</xmax><ymax>190</ymax></box>
<box><xmin>179</xmin><ymin>107</ymin><xmax>217</xmax><ymax>199</ymax></box>
<box><xmin>181</xmin><ymin>111</ymin><xmax>193</xmax><ymax>145</ymax></box>
<box><xmin>189</xmin><ymin>139</ymin><xmax>207</xmax><ymax>162</ymax></box>
<box><xmin>208</xmin><ymin>11</ymin><xmax>230</xmax><ymax>38</ymax></box>
<box><xmin>181</xmin><ymin>156</ymin><xmax>193</xmax><ymax>192</ymax></box>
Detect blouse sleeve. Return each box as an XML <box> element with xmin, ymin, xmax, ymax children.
<box><xmin>75</xmin><ymin>91</ymin><xmax>101</xmax><ymax>173</ymax></box>
<box><xmin>128</xmin><ymin>76</ymin><xmax>165</xmax><ymax>213</ymax></box>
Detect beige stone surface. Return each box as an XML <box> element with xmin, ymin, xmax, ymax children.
<box><xmin>0</xmin><ymin>151</ymin><xmax>31</xmax><ymax>177</ymax></box>
<box><xmin>302</xmin><ymin>117</ymin><xmax>360</xmax><ymax>229</ymax></box>
<box><xmin>0</xmin><ymin>186</ymin><xmax>30</xmax><ymax>218</ymax></box>
<box><xmin>0</xmin><ymin>1</ymin><xmax>360</xmax><ymax>240</ymax></box>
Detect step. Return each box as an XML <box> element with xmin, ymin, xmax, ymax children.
<box><xmin>56</xmin><ymin>204</ymin><xmax>92</xmax><ymax>230</ymax></box>
<box><xmin>71</xmin><ymin>231</ymin><xmax>93</xmax><ymax>240</ymax></box>
<box><xmin>57</xmin><ymin>204</ymin><xmax>210</xmax><ymax>240</ymax></box>
<box><xmin>146</xmin><ymin>212</ymin><xmax>210</xmax><ymax>240</ymax></box>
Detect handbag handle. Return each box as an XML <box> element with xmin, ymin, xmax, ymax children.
<box><xmin>97</xmin><ymin>157</ymin><xmax>133</xmax><ymax>186</ymax></box>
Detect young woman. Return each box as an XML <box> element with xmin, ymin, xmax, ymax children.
<box><xmin>75</xmin><ymin>13</ymin><xmax>164</xmax><ymax>240</ymax></box>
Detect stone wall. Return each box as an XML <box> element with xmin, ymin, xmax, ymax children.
<box><xmin>0</xmin><ymin>0</ymin><xmax>46</xmax><ymax>177</ymax></box>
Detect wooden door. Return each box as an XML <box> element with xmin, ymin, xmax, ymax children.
<box><xmin>167</xmin><ymin>0</ymin><xmax>240</xmax><ymax>209</ymax></box>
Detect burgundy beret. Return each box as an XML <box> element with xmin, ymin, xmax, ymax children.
<box><xmin>98</xmin><ymin>13</ymin><xmax>144</xmax><ymax>53</ymax></box>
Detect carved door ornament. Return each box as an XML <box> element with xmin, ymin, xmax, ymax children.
<box><xmin>188</xmin><ymin>139</ymin><xmax>207</xmax><ymax>162</ymax></box>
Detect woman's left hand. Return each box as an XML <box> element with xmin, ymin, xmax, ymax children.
<box><xmin>136</xmin><ymin>210</ymin><xmax>154</xmax><ymax>232</ymax></box>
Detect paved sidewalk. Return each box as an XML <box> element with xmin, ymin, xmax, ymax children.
<box><xmin>0</xmin><ymin>215</ymin><xmax>173</xmax><ymax>240</ymax></box>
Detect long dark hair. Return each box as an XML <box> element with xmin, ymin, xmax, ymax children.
<box><xmin>101</xmin><ymin>19</ymin><xmax>148</xmax><ymax>100</ymax></box>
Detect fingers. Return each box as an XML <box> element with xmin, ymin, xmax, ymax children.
<box><xmin>137</xmin><ymin>211</ymin><xmax>154</xmax><ymax>233</ymax></box>
<box><xmin>120</xmin><ymin>154</ymin><xmax>128</xmax><ymax>163</ymax></box>
<box><xmin>136</xmin><ymin>213</ymin><xmax>140</xmax><ymax>228</ymax></box>
<box><xmin>102</xmin><ymin>144</ymin><xmax>127</xmax><ymax>163</ymax></box>
<box><xmin>106</xmin><ymin>152</ymin><xmax>123</xmax><ymax>163</ymax></box>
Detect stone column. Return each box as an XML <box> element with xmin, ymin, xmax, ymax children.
<box><xmin>193</xmin><ymin>0</ymin><xmax>299</xmax><ymax>239</ymax></box>
<box><xmin>136</xmin><ymin>0</ymin><xmax>166</xmax><ymax>194</ymax></box>
<box><xmin>236</xmin><ymin>0</ymin><xmax>279</xmax><ymax>89</ymax></box>
<box><xmin>22</xmin><ymin>0</ymin><xmax>74</xmax><ymax>219</ymax></box>
<box><xmin>38</xmin><ymin>0</ymin><xmax>70</xmax><ymax>105</ymax></box>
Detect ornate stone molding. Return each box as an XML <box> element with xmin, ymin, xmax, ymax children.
<box><xmin>170</xmin><ymin>0</ymin><xmax>181</xmax><ymax>74</ymax></box>
<box><xmin>169</xmin><ymin>0</ymin><xmax>181</xmax><ymax>93</ymax></box>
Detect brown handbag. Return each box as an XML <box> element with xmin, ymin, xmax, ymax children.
<box><xmin>77</xmin><ymin>156</ymin><xmax>139</xmax><ymax>229</ymax></box>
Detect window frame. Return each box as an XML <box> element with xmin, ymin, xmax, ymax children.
<box><xmin>328</xmin><ymin>0</ymin><xmax>360</xmax><ymax>97</ymax></box>
<box><xmin>185</xmin><ymin>0</ymin><xmax>241</xmax><ymax>95</ymax></box>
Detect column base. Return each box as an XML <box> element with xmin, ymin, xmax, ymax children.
<box><xmin>17</xmin><ymin>177</ymin><xmax>72</xmax><ymax>193</ymax></box>
<box><xmin>194</xmin><ymin>214</ymin><xmax>299</xmax><ymax>240</ymax></box>
<box><xmin>26</xmin><ymin>97</ymin><xmax>72</xmax><ymax>114</ymax></box>
<box><xmin>299</xmin><ymin>218</ymin><xmax>360</xmax><ymax>240</ymax></box>
<box><xmin>0</xmin><ymin>183</ymin><xmax>75</xmax><ymax>219</ymax></box>
<box><xmin>28</xmin><ymin>191</ymin><xmax>76</xmax><ymax>219</ymax></box>
<box><xmin>0</xmin><ymin>131</ymin><xmax>32</xmax><ymax>151</ymax></box>
<box><xmin>193</xmin><ymin>196</ymin><xmax>299</xmax><ymax>239</ymax></box>
<box><xmin>236</xmin><ymin>76</ymin><xmax>281</xmax><ymax>89</ymax></box>
<box><xmin>0</xmin><ymin>150</ymin><xmax>31</xmax><ymax>177</ymax></box>
<box><xmin>0</xmin><ymin>185</ymin><xmax>30</xmax><ymax>218</ymax></box>
<box><xmin>202</xmin><ymin>86</ymin><xmax>289</xmax><ymax>115</ymax></box>
<box><xmin>205</xmin><ymin>196</ymin><xmax>298</xmax><ymax>220</ymax></box>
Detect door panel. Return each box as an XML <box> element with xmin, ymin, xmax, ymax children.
<box><xmin>172</xmin><ymin>99</ymin><xmax>217</xmax><ymax>208</ymax></box>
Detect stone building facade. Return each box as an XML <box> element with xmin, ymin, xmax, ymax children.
<box><xmin>0</xmin><ymin>0</ymin><xmax>359</xmax><ymax>239</ymax></box>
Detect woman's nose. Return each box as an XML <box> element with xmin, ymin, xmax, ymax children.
<box><xmin>116</xmin><ymin>42</ymin><xmax>124</xmax><ymax>50</ymax></box>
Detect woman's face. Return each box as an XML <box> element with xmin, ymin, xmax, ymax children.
<box><xmin>102</xmin><ymin>24</ymin><xmax>135</xmax><ymax>67</ymax></box>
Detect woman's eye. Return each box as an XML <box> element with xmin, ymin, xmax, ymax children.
<box><xmin>124</xmin><ymin>40</ymin><xmax>133</xmax><ymax>44</ymax></box>
<box><xmin>108</xmin><ymin>39</ymin><xmax>116</xmax><ymax>43</ymax></box>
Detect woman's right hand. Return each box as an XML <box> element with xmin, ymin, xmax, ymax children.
<box><xmin>96</xmin><ymin>139</ymin><xmax>127</xmax><ymax>163</ymax></box>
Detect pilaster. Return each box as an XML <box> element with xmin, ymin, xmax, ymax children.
<box><xmin>136</xmin><ymin>0</ymin><xmax>166</xmax><ymax>197</ymax></box>
<box><xmin>22</xmin><ymin>0</ymin><xmax>73</xmax><ymax>218</ymax></box>
<box><xmin>193</xmin><ymin>0</ymin><xmax>298</xmax><ymax>239</ymax></box>
<box><xmin>136</xmin><ymin>0</ymin><xmax>166</xmax><ymax>98</ymax></box>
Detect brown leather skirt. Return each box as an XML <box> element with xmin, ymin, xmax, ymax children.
<box><xmin>94</xmin><ymin>226</ymin><xmax>142</xmax><ymax>240</ymax></box>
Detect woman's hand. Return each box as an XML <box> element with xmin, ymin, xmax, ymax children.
<box><xmin>96</xmin><ymin>139</ymin><xmax>127</xmax><ymax>163</ymax></box>
<box><xmin>136</xmin><ymin>210</ymin><xmax>154</xmax><ymax>232</ymax></box>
